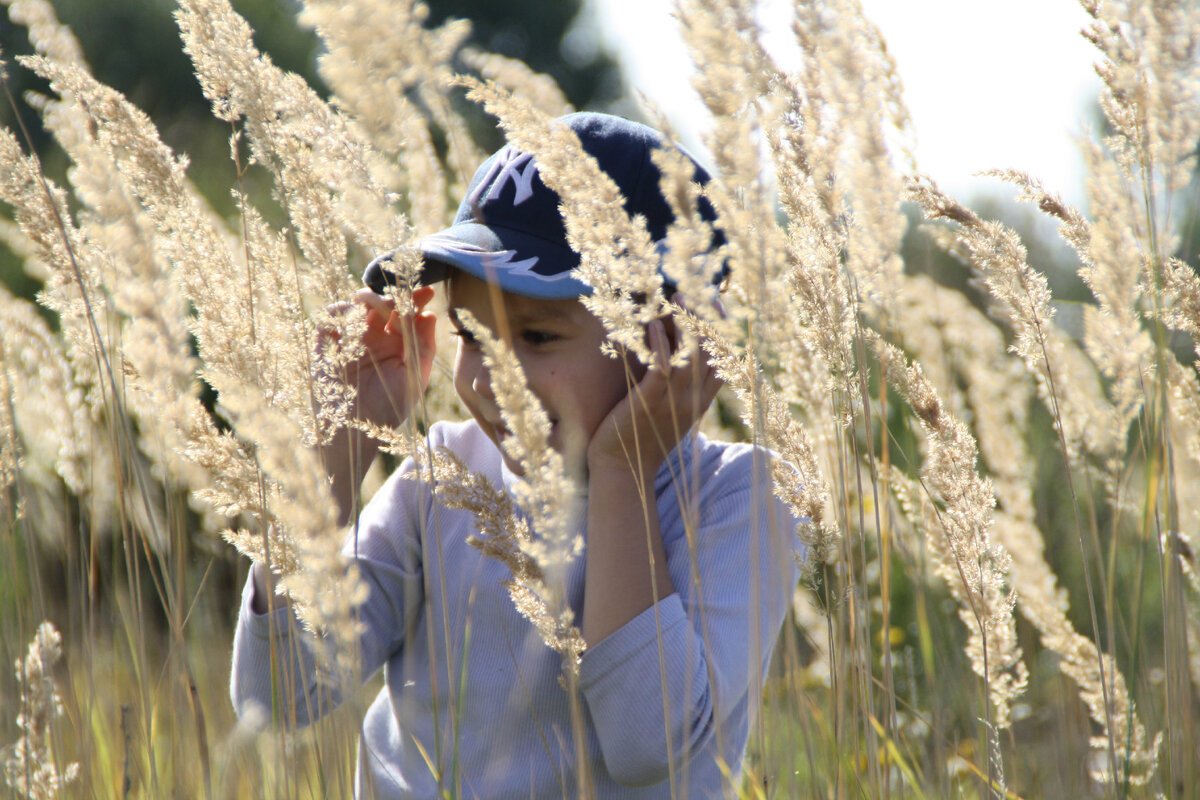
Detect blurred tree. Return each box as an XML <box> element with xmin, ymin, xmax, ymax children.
<box><xmin>426</xmin><ymin>0</ymin><xmax>621</xmax><ymax>114</ymax></box>
<box><xmin>0</xmin><ymin>0</ymin><xmax>321</xmax><ymax>174</ymax></box>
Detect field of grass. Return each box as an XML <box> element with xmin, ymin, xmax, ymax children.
<box><xmin>2</xmin><ymin>0</ymin><xmax>1200</xmax><ymax>798</ymax></box>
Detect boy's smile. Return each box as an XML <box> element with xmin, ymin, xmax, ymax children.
<box><xmin>447</xmin><ymin>272</ymin><xmax>640</xmax><ymax>476</ymax></box>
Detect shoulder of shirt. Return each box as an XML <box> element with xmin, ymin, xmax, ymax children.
<box><xmin>656</xmin><ymin>433</ymin><xmax>782</xmax><ymax>499</ymax></box>
<box><xmin>358</xmin><ymin>420</ymin><xmax>500</xmax><ymax>525</ymax></box>
<box><xmin>426</xmin><ymin>418</ymin><xmax>498</xmax><ymax>455</ymax></box>
<box><xmin>369</xmin><ymin>420</ymin><xmax>499</xmax><ymax>490</ymax></box>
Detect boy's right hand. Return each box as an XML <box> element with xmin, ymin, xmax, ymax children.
<box><xmin>318</xmin><ymin>285</ymin><xmax>437</xmax><ymax>527</ymax></box>
<box><xmin>328</xmin><ymin>285</ymin><xmax>438</xmax><ymax>432</ymax></box>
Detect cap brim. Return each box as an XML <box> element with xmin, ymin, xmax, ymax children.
<box><xmin>362</xmin><ymin>226</ymin><xmax>591</xmax><ymax>300</ymax></box>
<box><xmin>410</xmin><ymin>222</ymin><xmax>590</xmax><ymax>300</ymax></box>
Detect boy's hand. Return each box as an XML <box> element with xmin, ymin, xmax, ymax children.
<box><xmin>317</xmin><ymin>285</ymin><xmax>437</xmax><ymax>526</ymax></box>
<box><xmin>586</xmin><ymin>305</ymin><xmax>722</xmax><ymax>482</ymax></box>
<box><xmin>581</xmin><ymin>301</ymin><xmax>722</xmax><ymax>645</ymax></box>
<box><xmin>325</xmin><ymin>285</ymin><xmax>438</xmax><ymax>432</ymax></box>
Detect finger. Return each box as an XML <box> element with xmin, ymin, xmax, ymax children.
<box><xmin>354</xmin><ymin>287</ymin><xmax>395</xmax><ymax>317</ymax></box>
<box><xmin>703</xmin><ymin>358</ymin><xmax>724</xmax><ymax>395</ymax></box>
<box><xmin>325</xmin><ymin>299</ymin><xmax>356</xmax><ymax>317</ymax></box>
<box><xmin>700</xmin><ymin>363</ymin><xmax>723</xmax><ymax>409</ymax></box>
<box><xmin>413</xmin><ymin>284</ymin><xmax>436</xmax><ymax>312</ymax></box>
<box><xmin>317</xmin><ymin>299</ymin><xmax>369</xmax><ymax>353</ymax></box>
<box><xmin>378</xmin><ymin>285</ymin><xmax>436</xmax><ymax>336</ymax></box>
<box><xmin>666</xmin><ymin>354</ymin><xmax>714</xmax><ymax>419</ymax></box>
<box><xmin>384</xmin><ymin>308</ymin><xmax>402</xmax><ymax>336</ymax></box>
<box><xmin>659</xmin><ymin>338</ymin><xmax>718</xmax><ymax>421</ymax></box>
<box><xmin>410</xmin><ymin>311</ymin><xmax>438</xmax><ymax>387</ymax></box>
<box><xmin>647</xmin><ymin>318</ymin><xmax>671</xmax><ymax>373</ymax></box>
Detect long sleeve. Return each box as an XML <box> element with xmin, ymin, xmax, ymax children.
<box><xmin>231</xmin><ymin>572</ymin><xmax>328</xmax><ymax>727</ymax></box>
<box><xmin>577</xmin><ymin>441</ymin><xmax>802</xmax><ymax>788</ymax></box>
<box><xmin>230</xmin><ymin>457</ymin><xmax>427</xmax><ymax>729</ymax></box>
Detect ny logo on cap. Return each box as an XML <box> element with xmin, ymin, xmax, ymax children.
<box><xmin>467</xmin><ymin>148</ymin><xmax>538</xmax><ymax>218</ymax></box>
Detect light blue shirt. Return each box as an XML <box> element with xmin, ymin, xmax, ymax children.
<box><xmin>232</xmin><ymin>420</ymin><xmax>801</xmax><ymax>798</ymax></box>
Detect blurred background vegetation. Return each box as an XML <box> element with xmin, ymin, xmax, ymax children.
<box><xmin>0</xmin><ymin>0</ymin><xmax>623</xmax><ymax>300</ymax></box>
<box><xmin>2</xmin><ymin>0</ymin><xmax>1136</xmax><ymax>312</ymax></box>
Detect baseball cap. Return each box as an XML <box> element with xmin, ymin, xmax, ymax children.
<box><xmin>362</xmin><ymin>111</ymin><xmax>726</xmax><ymax>300</ymax></box>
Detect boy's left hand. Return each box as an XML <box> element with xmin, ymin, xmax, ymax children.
<box><xmin>586</xmin><ymin>309</ymin><xmax>723</xmax><ymax>481</ymax></box>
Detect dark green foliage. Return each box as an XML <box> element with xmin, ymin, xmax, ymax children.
<box><xmin>425</xmin><ymin>0</ymin><xmax>622</xmax><ymax>112</ymax></box>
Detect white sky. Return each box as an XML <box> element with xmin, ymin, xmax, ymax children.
<box><xmin>586</xmin><ymin>0</ymin><xmax>1102</xmax><ymax>206</ymax></box>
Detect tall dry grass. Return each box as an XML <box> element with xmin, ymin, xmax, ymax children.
<box><xmin>1</xmin><ymin>0</ymin><xmax>1198</xmax><ymax>797</ymax></box>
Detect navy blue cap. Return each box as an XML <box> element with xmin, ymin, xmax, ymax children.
<box><xmin>363</xmin><ymin>111</ymin><xmax>725</xmax><ymax>300</ymax></box>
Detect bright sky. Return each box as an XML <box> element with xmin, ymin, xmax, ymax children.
<box><xmin>586</xmin><ymin>0</ymin><xmax>1102</xmax><ymax>207</ymax></box>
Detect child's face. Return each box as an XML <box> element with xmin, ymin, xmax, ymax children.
<box><xmin>447</xmin><ymin>272</ymin><xmax>639</xmax><ymax>476</ymax></box>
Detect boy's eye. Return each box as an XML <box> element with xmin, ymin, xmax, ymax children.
<box><xmin>521</xmin><ymin>330</ymin><xmax>558</xmax><ymax>346</ymax></box>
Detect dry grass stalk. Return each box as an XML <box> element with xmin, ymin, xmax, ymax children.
<box><xmin>17</xmin><ymin>56</ymin><xmax>301</xmax><ymax>520</ymax></box>
<box><xmin>1161</xmin><ymin>256</ymin><xmax>1200</xmax><ymax>356</ymax></box>
<box><xmin>1075</xmin><ymin>0</ymin><xmax>1200</xmax><ymax>585</ymax></box>
<box><xmin>994</xmin><ymin>168</ymin><xmax>1152</xmax><ymax>498</ymax></box>
<box><xmin>1003</xmin><ymin>512</ymin><xmax>1161</xmax><ymax>787</ymax></box>
<box><xmin>13</xmin><ymin>10</ymin><xmax>371</xmax><ymax>655</ymax></box>
<box><xmin>298</xmin><ymin>0</ymin><xmax>482</xmax><ymax>191</ymax></box>
<box><xmin>897</xmin><ymin>277</ymin><xmax>1161</xmax><ymax>785</ymax></box>
<box><xmin>2</xmin><ymin>0</ymin><xmax>1198</xmax><ymax>794</ymax></box>
<box><xmin>874</xmin><ymin>335</ymin><xmax>1027</xmax><ymax>730</ymax></box>
<box><xmin>674</xmin><ymin>6</ymin><xmax>844</xmax><ymax>591</ymax></box>
<box><xmin>1167</xmin><ymin>361</ymin><xmax>1200</xmax><ymax>599</ymax></box>
<box><xmin>416</xmin><ymin>447</ymin><xmax>587</xmax><ymax>673</ymax></box>
<box><xmin>4</xmin><ymin>5</ymin><xmax>208</xmax><ymax>548</ymax></box>
<box><xmin>1081</xmin><ymin>0</ymin><xmax>1200</xmax><ymax>200</ymax></box>
<box><xmin>907</xmin><ymin>179</ymin><xmax>1056</xmax><ymax>381</ymax></box>
<box><xmin>1</xmin><ymin>0</ymin><xmax>83</xmax><ymax>67</ymax></box>
<box><xmin>647</xmin><ymin>132</ymin><xmax>728</xmax><ymax>328</ymax></box>
<box><xmin>785</xmin><ymin>0</ymin><xmax>912</xmax><ymax>323</ymax></box>
<box><xmin>179</xmin><ymin>0</ymin><xmax>404</xmax><ymax>265</ymax></box>
<box><xmin>908</xmin><ymin>178</ymin><xmax>1120</xmax><ymax>469</ymax></box>
<box><xmin>676</xmin><ymin>0</ymin><xmax>801</xmax><ymax>379</ymax></box>
<box><xmin>0</xmin><ymin>319</ymin><xmax>23</xmax><ymax>526</ymax></box>
<box><xmin>30</xmin><ymin>67</ymin><xmax>211</xmax><ymax>502</ymax></box>
<box><xmin>32</xmin><ymin>43</ymin><xmax>353</xmax><ymax>437</ymax></box>
<box><xmin>460</xmin><ymin>47</ymin><xmax>574</xmax><ymax>119</ymax></box>
<box><xmin>20</xmin><ymin>56</ymin><xmax>282</xmax><ymax>414</ymax></box>
<box><xmin>2</xmin><ymin>622</ymin><xmax>79</xmax><ymax>800</ymax></box>
<box><xmin>675</xmin><ymin>0</ymin><xmax>842</xmax><ymax>554</ymax></box>
<box><xmin>0</xmin><ymin>125</ymin><xmax>111</xmax><ymax>420</ymax></box>
<box><xmin>219</xmin><ymin>381</ymin><xmax>367</xmax><ymax>680</ymax></box>
<box><xmin>296</xmin><ymin>0</ymin><xmax>469</xmax><ymax>233</ymax></box>
<box><xmin>678</xmin><ymin>311</ymin><xmax>833</xmax><ymax>563</ymax></box>
<box><xmin>454</xmin><ymin>310</ymin><xmax>582</xmax><ymax>554</ymax></box>
<box><xmin>0</xmin><ymin>286</ymin><xmax>95</xmax><ymax>509</ymax></box>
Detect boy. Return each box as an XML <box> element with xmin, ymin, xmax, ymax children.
<box><xmin>231</xmin><ymin>112</ymin><xmax>801</xmax><ymax>798</ymax></box>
